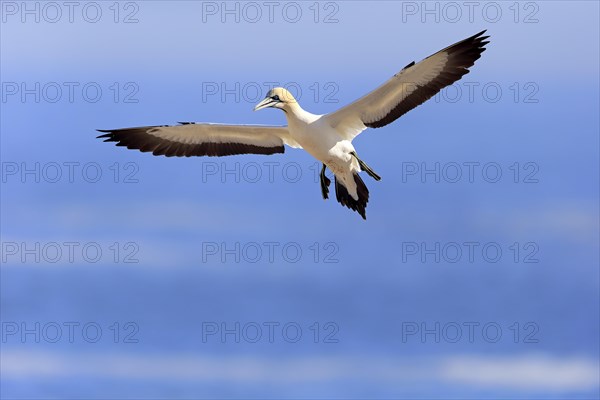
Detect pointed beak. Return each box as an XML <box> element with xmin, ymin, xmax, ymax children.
<box><xmin>254</xmin><ymin>97</ymin><xmax>276</xmax><ymax>111</ymax></box>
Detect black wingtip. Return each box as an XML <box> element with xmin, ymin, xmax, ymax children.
<box><xmin>466</xmin><ymin>30</ymin><xmax>489</xmax><ymax>44</ymax></box>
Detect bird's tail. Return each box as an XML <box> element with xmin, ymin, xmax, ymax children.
<box><xmin>334</xmin><ymin>173</ymin><xmax>369</xmax><ymax>220</ymax></box>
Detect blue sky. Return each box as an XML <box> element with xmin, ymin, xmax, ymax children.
<box><xmin>1</xmin><ymin>1</ymin><xmax>599</xmax><ymax>398</ymax></box>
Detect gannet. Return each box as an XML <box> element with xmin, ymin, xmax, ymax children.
<box><xmin>98</xmin><ymin>31</ymin><xmax>489</xmax><ymax>219</ymax></box>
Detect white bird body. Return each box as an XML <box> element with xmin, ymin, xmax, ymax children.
<box><xmin>282</xmin><ymin>104</ymin><xmax>361</xmax><ymax>198</ymax></box>
<box><xmin>98</xmin><ymin>31</ymin><xmax>490</xmax><ymax>219</ymax></box>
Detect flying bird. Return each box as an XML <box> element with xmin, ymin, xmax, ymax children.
<box><xmin>98</xmin><ymin>31</ymin><xmax>489</xmax><ymax>219</ymax></box>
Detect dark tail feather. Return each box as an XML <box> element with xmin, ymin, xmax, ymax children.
<box><xmin>334</xmin><ymin>173</ymin><xmax>369</xmax><ymax>220</ymax></box>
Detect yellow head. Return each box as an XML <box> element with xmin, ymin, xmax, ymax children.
<box><xmin>254</xmin><ymin>87</ymin><xmax>297</xmax><ymax>112</ymax></box>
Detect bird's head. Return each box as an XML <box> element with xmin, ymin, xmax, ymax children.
<box><xmin>254</xmin><ymin>87</ymin><xmax>297</xmax><ymax>112</ymax></box>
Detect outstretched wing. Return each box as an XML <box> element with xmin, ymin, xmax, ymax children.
<box><xmin>324</xmin><ymin>30</ymin><xmax>490</xmax><ymax>140</ymax></box>
<box><xmin>97</xmin><ymin>122</ymin><xmax>301</xmax><ymax>157</ymax></box>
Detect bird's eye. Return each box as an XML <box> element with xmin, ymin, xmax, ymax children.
<box><xmin>272</xmin><ymin>95</ymin><xmax>280</xmax><ymax>101</ymax></box>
